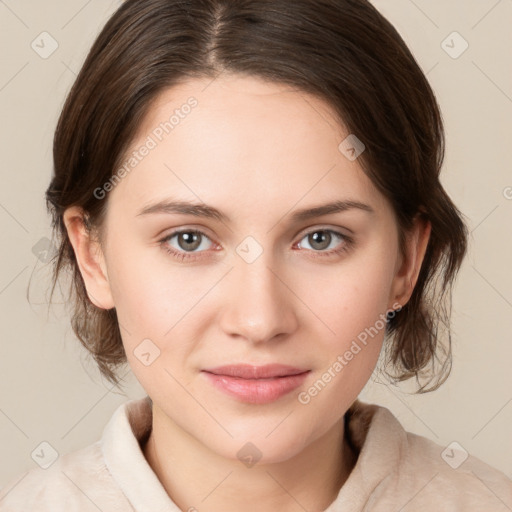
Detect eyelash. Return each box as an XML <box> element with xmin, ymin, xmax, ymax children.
<box><xmin>159</xmin><ymin>228</ymin><xmax>354</xmax><ymax>262</ymax></box>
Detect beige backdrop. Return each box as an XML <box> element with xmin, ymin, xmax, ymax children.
<box><xmin>1</xmin><ymin>0</ymin><xmax>511</xmax><ymax>489</ymax></box>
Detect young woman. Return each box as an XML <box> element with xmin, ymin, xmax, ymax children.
<box><xmin>1</xmin><ymin>0</ymin><xmax>511</xmax><ymax>510</ymax></box>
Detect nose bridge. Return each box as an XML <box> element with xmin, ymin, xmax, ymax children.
<box><xmin>220</xmin><ymin>243</ymin><xmax>297</xmax><ymax>343</ymax></box>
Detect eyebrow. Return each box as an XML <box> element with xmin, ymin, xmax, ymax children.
<box><xmin>136</xmin><ymin>198</ymin><xmax>375</xmax><ymax>223</ymax></box>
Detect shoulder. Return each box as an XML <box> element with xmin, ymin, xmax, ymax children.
<box><xmin>0</xmin><ymin>440</ymin><xmax>129</xmax><ymax>512</ymax></box>
<box><xmin>354</xmin><ymin>400</ymin><xmax>512</xmax><ymax>511</ymax></box>
<box><xmin>400</xmin><ymin>430</ymin><xmax>512</xmax><ymax>509</ymax></box>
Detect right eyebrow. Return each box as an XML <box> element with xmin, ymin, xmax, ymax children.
<box><xmin>136</xmin><ymin>199</ymin><xmax>230</xmax><ymax>223</ymax></box>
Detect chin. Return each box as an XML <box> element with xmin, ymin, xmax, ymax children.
<box><xmin>204</xmin><ymin>422</ymin><xmax>315</xmax><ymax>466</ymax></box>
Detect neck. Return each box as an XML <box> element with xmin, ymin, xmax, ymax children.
<box><xmin>142</xmin><ymin>407</ymin><xmax>358</xmax><ymax>512</ymax></box>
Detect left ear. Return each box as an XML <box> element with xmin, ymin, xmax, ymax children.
<box><xmin>389</xmin><ymin>214</ymin><xmax>431</xmax><ymax>309</ymax></box>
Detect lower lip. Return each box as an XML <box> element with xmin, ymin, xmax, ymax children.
<box><xmin>202</xmin><ymin>371</ymin><xmax>310</xmax><ymax>404</ymax></box>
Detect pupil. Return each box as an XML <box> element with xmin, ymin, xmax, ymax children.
<box><xmin>311</xmin><ymin>231</ymin><xmax>330</xmax><ymax>250</ymax></box>
<box><xmin>180</xmin><ymin>232</ymin><xmax>200</xmax><ymax>250</ymax></box>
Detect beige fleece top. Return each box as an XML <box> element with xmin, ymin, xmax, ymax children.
<box><xmin>1</xmin><ymin>396</ymin><xmax>511</xmax><ymax>511</ymax></box>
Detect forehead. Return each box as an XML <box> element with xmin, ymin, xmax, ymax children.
<box><xmin>108</xmin><ymin>73</ymin><xmax>388</xmax><ymax>219</ymax></box>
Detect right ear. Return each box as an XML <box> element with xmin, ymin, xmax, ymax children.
<box><xmin>63</xmin><ymin>206</ymin><xmax>115</xmax><ymax>310</ymax></box>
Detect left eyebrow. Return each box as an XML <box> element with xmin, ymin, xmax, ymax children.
<box><xmin>289</xmin><ymin>200</ymin><xmax>375</xmax><ymax>223</ymax></box>
<box><xmin>135</xmin><ymin>198</ymin><xmax>375</xmax><ymax>224</ymax></box>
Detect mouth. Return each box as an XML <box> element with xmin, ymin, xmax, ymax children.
<box><xmin>201</xmin><ymin>364</ymin><xmax>311</xmax><ymax>404</ymax></box>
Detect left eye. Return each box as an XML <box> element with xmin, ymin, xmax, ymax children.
<box><xmin>297</xmin><ymin>229</ymin><xmax>346</xmax><ymax>252</ymax></box>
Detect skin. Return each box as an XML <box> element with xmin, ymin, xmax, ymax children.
<box><xmin>64</xmin><ymin>74</ymin><xmax>430</xmax><ymax>512</ymax></box>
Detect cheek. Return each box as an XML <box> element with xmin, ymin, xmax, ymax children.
<box><xmin>105</xmin><ymin>238</ymin><xmax>176</xmax><ymax>337</ymax></box>
<box><xmin>296</xmin><ymin>257</ymin><xmax>393</xmax><ymax>422</ymax></box>
<box><xmin>107</xmin><ymin>253</ymin><xmax>196</xmax><ymax>392</ymax></box>
<box><xmin>294</xmin><ymin>242</ymin><xmax>395</xmax><ymax>408</ymax></box>
<box><xmin>304</xmin><ymin>245</ymin><xmax>396</xmax><ymax>343</ymax></box>
<box><xmin>105</xmin><ymin>238</ymin><xmax>219</xmax><ymax>361</ymax></box>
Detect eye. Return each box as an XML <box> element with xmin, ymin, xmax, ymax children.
<box><xmin>160</xmin><ymin>229</ymin><xmax>215</xmax><ymax>261</ymax></box>
<box><xmin>295</xmin><ymin>229</ymin><xmax>353</xmax><ymax>257</ymax></box>
<box><xmin>159</xmin><ymin>227</ymin><xmax>353</xmax><ymax>262</ymax></box>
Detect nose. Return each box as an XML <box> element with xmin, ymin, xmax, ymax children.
<box><xmin>219</xmin><ymin>251</ymin><xmax>299</xmax><ymax>345</ymax></box>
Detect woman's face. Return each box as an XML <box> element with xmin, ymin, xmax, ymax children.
<box><xmin>85</xmin><ymin>74</ymin><xmax>416</xmax><ymax>463</ymax></box>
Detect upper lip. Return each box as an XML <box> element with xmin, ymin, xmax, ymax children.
<box><xmin>202</xmin><ymin>364</ymin><xmax>310</xmax><ymax>379</ymax></box>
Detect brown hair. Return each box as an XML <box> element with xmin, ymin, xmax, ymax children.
<box><xmin>46</xmin><ymin>0</ymin><xmax>468</xmax><ymax>392</ymax></box>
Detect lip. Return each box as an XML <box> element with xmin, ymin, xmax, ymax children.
<box><xmin>201</xmin><ymin>364</ymin><xmax>310</xmax><ymax>404</ymax></box>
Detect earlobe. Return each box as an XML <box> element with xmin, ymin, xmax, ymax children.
<box><xmin>63</xmin><ymin>206</ymin><xmax>115</xmax><ymax>310</ymax></box>
<box><xmin>389</xmin><ymin>215</ymin><xmax>431</xmax><ymax>308</ymax></box>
